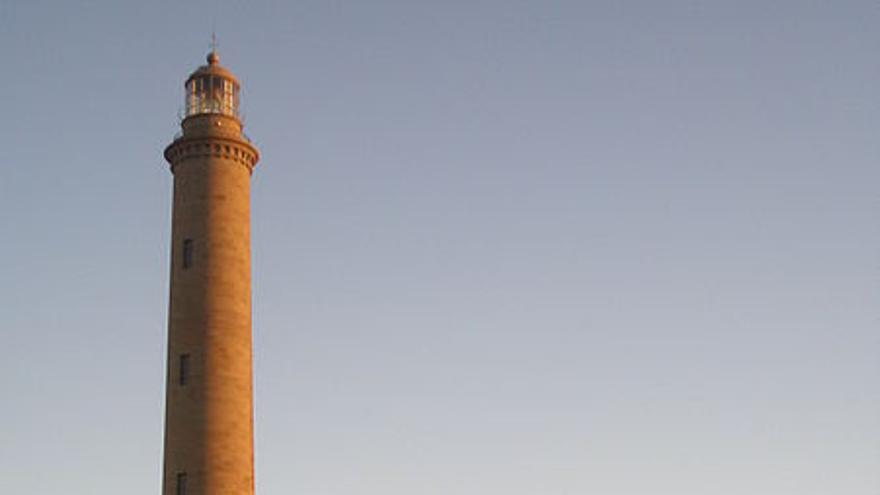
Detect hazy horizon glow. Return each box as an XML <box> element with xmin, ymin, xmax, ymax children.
<box><xmin>0</xmin><ymin>1</ymin><xmax>878</xmax><ymax>494</ymax></box>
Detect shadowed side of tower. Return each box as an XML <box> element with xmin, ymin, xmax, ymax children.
<box><xmin>162</xmin><ymin>51</ymin><xmax>260</xmax><ymax>495</ymax></box>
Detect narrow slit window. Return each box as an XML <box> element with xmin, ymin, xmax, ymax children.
<box><xmin>182</xmin><ymin>239</ymin><xmax>193</xmax><ymax>269</ymax></box>
<box><xmin>176</xmin><ymin>472</ymin><xmax>187</xmax><ymax>495</ymax></box>
<box><xmin>179</xmin><ymin>354</ymin><xmax>190</xmax><ymax>386</ymax></box>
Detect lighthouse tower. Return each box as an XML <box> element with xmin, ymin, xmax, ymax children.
<box><xmin>161</xmin><ymin>50</ymin><xmax>260</xmax><ymax>495</ymax></box>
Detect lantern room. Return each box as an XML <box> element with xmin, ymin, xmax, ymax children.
<box><xmin>184</xmin><ymin>51</ymin><xmax>240</xmax><ymax>119</ymax></box>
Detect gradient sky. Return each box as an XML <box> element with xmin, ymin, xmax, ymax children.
<box><xmin>1</xmin><ymin>1</ymin><xmax>878</xmax><ymax>494</ymax></box>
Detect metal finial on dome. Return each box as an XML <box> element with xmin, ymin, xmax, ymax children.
<box><xmin>207</xmin><ymin>31</ymin><xmax>219</xmax><ymax>65</ymax></box>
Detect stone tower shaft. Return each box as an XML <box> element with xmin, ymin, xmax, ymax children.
<box><xmin>162</xmin><ymin>51</ymin><xmax>260</xmax><ymax>495</ymax></box>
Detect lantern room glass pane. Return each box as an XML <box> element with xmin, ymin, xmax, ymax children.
<box><xmin>185</xmin><ymin>75</ymin><xmax>239</xmax><ymax>118</ymax></box>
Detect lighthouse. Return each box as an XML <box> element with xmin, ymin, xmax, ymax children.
<box><xmin>161</xmin><ymin>50</ymin><xmax>260</xmax><ymax>495</ymax></box>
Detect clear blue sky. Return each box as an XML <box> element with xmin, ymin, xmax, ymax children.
<box><xmin>1</xmin><ymin>1</ymin><xmax>878</xmax><ymax>494</ymax></box>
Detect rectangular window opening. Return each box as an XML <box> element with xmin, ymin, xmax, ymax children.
<box><xmin>176</xmin><ymin>472</ymin><xmax>187</xmax><ymax>495</ymax></box>
<box><xmin>182</xmin><ymin>239</ymin><xmax>193</xmax><ymax>269</ymax></box>
<box><xmin>179</xmin><ymin>354</ymin><xmax>190</xmax><ymax>386</ymax></box>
